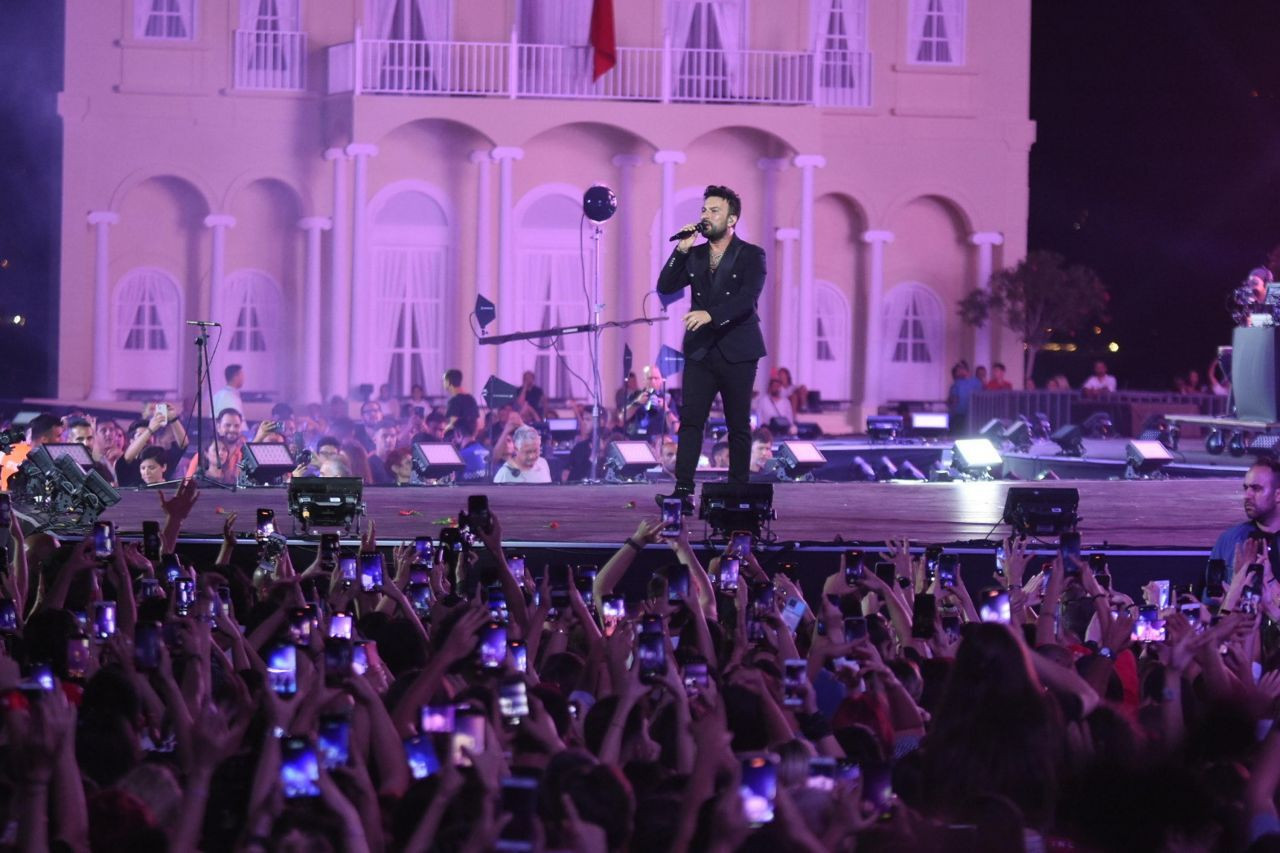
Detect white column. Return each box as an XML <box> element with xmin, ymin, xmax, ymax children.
<box><xmin>203</xmin><ymin>213</ymin><xmax>236</xmax><ymax>308</ymax></box>
<box><xmin>775</xmin><ymin>228</ymin><xmax>800</xmax><ymax>376</ymax></box>
<box><xmin>88</xmin><ymin>211</ymin><xmax>120</xmax><ymax>400</ymax></box>
<box><xmin>652</xmin><ymin>149</ymin><xmax>686</xmax><ymax>361</ymax></box>
<box><xmin>969</xmin><ymin>231</ymin><xmax>1005</xmax><ymax>372</ymax></box>
<box><xmin>492</xmin><ymin>145</ymin><xmax>524</xmax><ymax>381</ymax></box>
<box><xmin>325</xmin><ymin>148</ymin><xmax>351</xmax><ymax>401</ymax></box>
<box><xmin>756</xmin><ymin>158</ymin><xmax>788</xmax><ymax>395</ymax></box>
<box><xmin>299</xmin><ymin>217</ymin><xmax>331</xmax><ymax>404</ymax></box>
<box><xmin>793</xmin><ymin>154</ymin><xmax>826</xmax><ymax>386</ymax></box>
<box><xmin>346</xmin><ymin>143</ymin><xmax>378</xmax><ymax>391</ymax></box>
<box><xmin>471</xmin><ymin>150</ymin><xmax>495</xmax><ymax>390</ymax></box>
<box><xmin>861</xmin><ymin>229</ymin><xmax>895</xmax><ymax>416</ymax></box>
<box><xmin>609</xmin><ymin>153</ymin><xmax>640</xmax><ymax>318</ymax></box>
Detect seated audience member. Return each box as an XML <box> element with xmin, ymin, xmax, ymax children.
<box><xmin>985</xmin><ymin>362</ymin><xmax>1014</xmax><ymax>391</ymax></box>
<box><xmin>354</xmin><ymin>401</ymin><xmax>383</xmax><ymax>452</ymax></box>
<box><xmin>1046</xmin><ymin>373</ymin><xmax>1071</xmax><ymax>390</ymax></box>
<box><xmin>756</xmin><ymin>374</ymin><xmax>796</xmax><ymax>434</ymax></box>
<box><xmin>494</xmin><ymin>425</ymin><xmax>551</xmax><ymax>484</ymax></box>
<box><xmin>515</xmin><ymin>370</ymin><xmax>546</xmax><ymax>420</ymax></box>
<box><xmin>749</xmin><ymin>427</ymin><xmax>774</xmax><ymax>474</ymax></box>
<box><xmin>616</xmin><ymin>371</ymin><xmax>640</xmax><ymax>414</ymax></box>
<box><xmin>450</xmin><ymin>419</ymin><xmax>490</xmax><ymax>482</ymax></box>
<box><xmin>268</xmin><ymin>402</ymin><xmax>297</xmax><ymax>442</ymax></box>
<box><xmin>90</xmin><ymin>418</ymin><xmax>127</xmax><ymax>486</ymax></box>
<box><xmin>654</xmin><ymin>435</ymin><xmax>677</xmax><ymax>480</ymax></box>
<box><xmin>563</xmin><ymin>419</ymin><xmax>612</xmax><ymax>483</ymax></box>
<box><xmin>342</xmin><ymin>441</ymin><xmax>375</xmax><ymax>485</ymax></box>
<box><xmin>120</xmin><ymin>405</ymin><xmax>188</xmax><ymax>488</ymax></box>
<box><xmin>775</xmin><ymin>365</ymin><xmax>809</xmax><ymax>414</ymax></box>
<box><xmin>1081</xmin><ymin>360</ymin><xmax>1117</xmax><ymax>396</ymax></box>
<box><xmin>184</xmin><ymin>408</ymin><xmax>246</xmax><ymax>485</ymax></box>
<box><xmin>624</xmin><ymin>365</ymin><xmax>674</xmax><ymax>439</ymax></box>
<box><xmin>368</xmin><ymin>420</ymin><xmax>401</xmax><ymax>485</ymax></box>
<box><xmin>384</xmin><ymin>447</ymin><xmax>415</xmax><ymax>486</ymax></box>
<box><xmin>137</xmin><ymin>446</ymin><xmax>171</xmax><ymax>486</ymax></box>
<box><xmin>709</xmin><ymin>440</ymin><xmax>730</xmax><ymax>468</ymax></box>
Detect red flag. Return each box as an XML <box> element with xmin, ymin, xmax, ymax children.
<box><xmin>589</xmin><ymin>0</ymin><xmax>616</xmax><ymax>80</ymax></box>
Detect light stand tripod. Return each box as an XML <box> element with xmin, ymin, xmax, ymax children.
<box><xmin>585</xmin><ymin>221</ymin><xmax>608</xmax><ymax>482</ymax></box>
<box><xmin>189</xmin><ymin>321</ymin><xmax>235</xmax><ymax>490</ymax></box>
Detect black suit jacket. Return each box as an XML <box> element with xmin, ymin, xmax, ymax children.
<box><xmin>656</xmin><ymin>234</ymin><xmax>767</xmax><ymax>363</ymax></box>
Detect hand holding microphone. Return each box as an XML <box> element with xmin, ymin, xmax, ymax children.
<box><xmin>670</xmin><ymin>221</ymin><xmax>706</xmax><ymax>252</ymax></box>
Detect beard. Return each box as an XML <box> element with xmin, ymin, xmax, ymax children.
<box><xmin>702</xmin><ymin>219</ymin><xmax>730</xmax><ymax>241</ymax></box>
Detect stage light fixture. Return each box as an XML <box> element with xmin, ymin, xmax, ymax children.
<box><xmin>1125</xmin><ymin>440</ymin><xmax>1173</xmax><ymax>478</ymax></box>
<box><xmin>1248</xmin><ymin>433</ymin><xmax>1280</xmax><ymax>455</ymax></box>
<box><xmin>849</xmin><ymin>456</ymin><xmax>877</xmax><ymax>481</ymax></box>
<box><xmin>1002</xmin><ymin>487</ymin><xmax>1080</xmax><ymax>536</ymax></box>
<box><xmin>1082</xmin><ymin>412</ymin><xmax>1114</xmax><ymax>439</ymax></box>
<box><xmin>698</xmin><ymin>482</ymin><xmax>775</xmax><ymax>540</ymax></box>
<box><xmin>1229</xmin><ymin>431</ymin><xmax>1247</xmax><ymax>457</ymax></box>
<box><xmin>979</xmin><ymin>419</ymin><xmax>1009</xmax><ymax>446</ymax></box>
<box><xmin>545</xmin><ymin>417</ymin><xmax>580</xmax><ymax>443</ymax></box>
<box><xmin>288</xmin><ymin>477</ymin><xmax>363</xmax><ymax>532</ymax></box>
<box><xmin>1050</xmin><ymin>424</ymin><xmax>1085</xmax><ymax>457</ymax></box>
<box><xmin>867</xmin><ymin>415</ymin><xmax>904</xmax><ymax>442</ymax></box>
<box><xmin>240</xmin><ymin>442</ymin><xmax>296</xmax><ymax>486</ymax></box>
<box><xmin>44</xmin><ymin>443</ymin><xmax>93</xmax><ymax>469</ymax></box>
<box><xmin>583</xmin><ymin>185</ymin><xmax>618</xmax><ymax>222</ymax></box>
<box><xmin>603</xmin><ymin>441</ymin><xmax>658</xmax><ymax>482</ymax></box>
<box><xmin>481</xmin><ymin>376</ymin><xmax>520</xmax><ymax>410</ymax></box>
<box><xmin>875</xmin><ymin>456</ymin><xmax>897</xmax><ymax>481</ymax></box>
<box><xmin>952</xmin><ymin>439</ymin><xmax>1004</xmax><ymax>478</ymax></box>
<box><xmin>896</xmin><ymin>460</ymin><xmax>927</xmax><ymax>481</ymax></box>
<box><xmin>1004</xmin><ymin>419</ymin><xmax>1032</xmax><ymax>452</ymax></box>
<box><xmin>909</xmin><ymin>411</ymin><xmax>950</xmax><ymax>438</ymax></box>
<box><xmin>412</xmin><ymin>443</ymin><xmax>467</xmax><ymax>482</ymax></box>
<box><xmin>11</xmin><ymin>445</ymin><xmax>120</xmax><ymax>528</ymax></box>
<box><xmin>773</xmin><ymin>441</ymin><xmax>827</xmax><ymax>481</ymax></box>
<box><xmin>1205</xmin><ymin>429</ymin><xmax>1225</xmax><ymax>455</ymax></box>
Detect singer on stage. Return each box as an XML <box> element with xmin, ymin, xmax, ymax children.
<box><xmin>657</xmin><ymin>185</ymin><xmax>766</xmax><ymax>511</ymax></box>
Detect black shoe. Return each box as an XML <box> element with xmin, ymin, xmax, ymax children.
<box><xmin>655</xmin><ymin>491</ymin><xmax>696</xmax><ymax>516</ymax></box>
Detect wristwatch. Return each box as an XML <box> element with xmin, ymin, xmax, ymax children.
<box><xmin>1097</xmin><ymin>646</ymin><xmax>1114</xmax><ymax>659</ymax></box>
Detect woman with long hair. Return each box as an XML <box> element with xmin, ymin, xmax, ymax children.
<box><xmin>340</xmin><ymin>441</ymin><xmax>375</xmax><ymax>486</ymax></box>
<box><xmin>918</xmin><ymin>623</ymin><xmax>1064</xmax><ymax>829</ymax></box>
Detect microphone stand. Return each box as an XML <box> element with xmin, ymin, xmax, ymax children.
<box><xmin>191</xmin><ymin>323</ymin><xmax>235</xmax><ymax>490</ymax></box>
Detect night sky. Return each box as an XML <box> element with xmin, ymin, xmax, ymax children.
<box><xmin>2</xmin><ymin>2</ymin><xmax>1278</xmax><ymax>397</ymax></box>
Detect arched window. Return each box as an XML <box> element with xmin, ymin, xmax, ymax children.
<box><xmin>112</xmin><ymin>268</ymin><xmax>183</xmax><ymax>394</ymax></box>
<box><xmin>881</xmin><ymin>282</ymin><xmax>945</xmax><ymax>401</ymax></box>
<box><xmin>368</xmin><ymin>187</ymin><xmax>451</xmax><ymax>397</ymax></box>
<box><xmin>515</xmin><ymin>189</ymin><xmax>592</xmax><ymax>399</ymax></box>
<box><xmin>812</xmin><ymin>280</ymin><xmax>850</xmax><ymax>400</ymax></box>
<box><xmin>216</xmin><ymin>270</ymin><xmax>285</xmax><ymax>395</ymax></box>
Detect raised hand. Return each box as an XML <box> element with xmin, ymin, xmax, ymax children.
<box><xmin>158</xmin><ymin>478</ymin><xmax>199</xmax><ymax>523</ymax></box>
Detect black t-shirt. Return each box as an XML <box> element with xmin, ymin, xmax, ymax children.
<box><xmin>447</xmin><ymin>393</ymin><xmax>481</xmax><ymax>432</ymax></box>
<box><xmin>116</xmin><ymin>442</ymin><xmax>185</xmax><ymax>487</ymax></box>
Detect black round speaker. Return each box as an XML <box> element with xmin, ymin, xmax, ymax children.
<box><xmin>583</xmin><ymin>185</ymin><xmax>617</xmax><ymax>222</ymax></box>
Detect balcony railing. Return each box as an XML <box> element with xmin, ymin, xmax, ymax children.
<box><xmin>327</xmin><ymin>31</ymin><xmax>872</xmax><ymax>108</ymax></box>
<box><xmin>234</xmin><ymin>29</ymin><xmax>307</xmax><ymax>91</ymax></box>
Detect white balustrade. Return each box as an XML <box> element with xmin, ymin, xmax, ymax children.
<box><xmin>234</xmin><ymin>29</ymin><xmax>307</xmax><ymax>92</ymax></box>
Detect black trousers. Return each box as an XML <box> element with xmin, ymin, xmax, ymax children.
<box><xmin>674</xmin><ymin>347</ymin><xmax>759</xmax><ymax>493</ymax></box>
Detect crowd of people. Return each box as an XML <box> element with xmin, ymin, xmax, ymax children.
<box><xmin>1</xmin><ymin>457</ymin><xmax>1280</xmax><ymax>851</ymax></box>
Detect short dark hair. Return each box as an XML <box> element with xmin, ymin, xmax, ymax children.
<box><xmin>138</xmin><ymin>446</ymin><xmax>167</xmax><ymax>466</ymax></box>
<box><xmin>27</xmin><ymin>414</ymin><xmax>62</xmax><ymax>440</ymax></box>
<box><xmin>1251</xmin><ymin>455</ymin><xmax>1280</xmax><ymax>481</ymax></box>
<box><xmin>444</xmin><ymin>368</ymin><xmax>463</xmax><ymax>388</ymax></box>
<box><xmin>992</xmin><ymin>362</ymin><xmax>1006</xmax><ymax>372</ymax></box>
<box><xmin>704</xmin><ymin>185</ymin><xmax>741</xmax><ymax>220</ymax></box>
<box><xmin>215</xmin><ymin>408</ymin><xmax>243</xmax><ymax>423</ymax></box>
<box><xmin>316</xmin><ymin>435</ymin><xmax>340</xmax><ymax>452</ymax></box>
<box><xmin>270</xmin><ymin>402</ymin><xmax>294</xmax><ymax>419</ymax></box>
<box><xmin>65</xmin><ymin>417</ymin><xmax>92</xmax><ymax>431</ymax></box>
<box><xmin>224</xmin><ymin>364</ymin><xmax>243</xmax><ymax>383</ymax></box>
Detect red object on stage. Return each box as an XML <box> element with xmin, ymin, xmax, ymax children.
<box><xmin>589</xmin><ymin>0</ymin><xmax>616</xmax><ymax>80</ymax></box>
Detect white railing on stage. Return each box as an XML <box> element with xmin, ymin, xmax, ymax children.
<box><xmin>326</xmin><ymin>31</ymin><xmax>872</xmax><ymax>108</ymax></box>
<box><xmin>233</xmin><ymin>29</ymin><xmax>308</xmax><ymax>92</ymax></box>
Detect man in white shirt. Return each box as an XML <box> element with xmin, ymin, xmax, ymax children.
<box><xmin>1081</xmin><ymin>360</ymin><xmax>1117</xmax><ymax>396</ymax></box>
<box><xmin>212</xmin><ymin>364</ymin><xmax>245</xmax><ymax>419</ymax></box>
<box><xmin>494</xmin><ymin>425</ymin><xmax>552</xmax><ymax>484</ymax></box>
<box><xmin>755</xmin><ymin>375</ymin><xmax>795</xmax><ymax>433</ymax></box>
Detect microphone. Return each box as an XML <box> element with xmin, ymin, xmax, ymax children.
<box><xmin>668</xmin><ymin>222</ymin><xmax>706</xmax><ymax>242</ymax></box>
<box><xmin>186</xmin><ymin>320</ymin><xmax>222</xmax><ymax>327</ymax></box>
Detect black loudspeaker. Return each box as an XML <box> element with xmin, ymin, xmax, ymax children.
<box><xmin>1232</xmin><ymin>327</ymin><xmax>1280</xmax><ymax>422</ymax></box>
<box><xmin>1002</xmin><ymin>487</ymin><xmax>1079</xmax><ymax>536</ymax></box>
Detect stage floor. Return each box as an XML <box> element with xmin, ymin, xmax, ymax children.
<box><xmin>94</xmin><ymin>478</ymin><xmax>1246</xmax><ymax>551</ymax></box>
